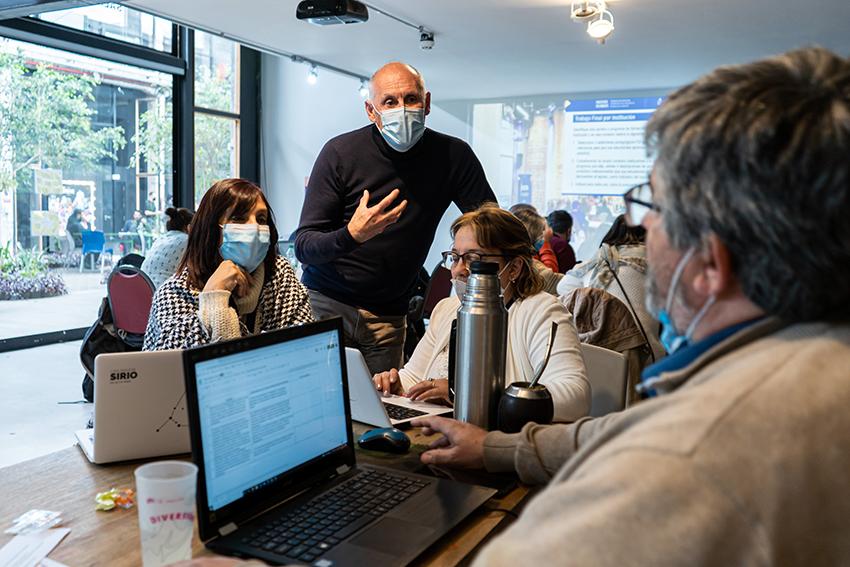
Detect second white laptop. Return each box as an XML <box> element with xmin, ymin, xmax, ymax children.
<box><xmin>345</xmin><ymin>347</ymin><xmax>452</xmax><ymax>428</ymax></box>
<box><xmin>74</xmin><ymin>349</ymin><xmax>190</xmax><ymax>464</ymax></box>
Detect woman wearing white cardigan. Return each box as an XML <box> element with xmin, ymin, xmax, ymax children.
<box><xmin>373</xmin><ymin>204</ymin><xmax>591</xmax><ymax>423</ymax></box>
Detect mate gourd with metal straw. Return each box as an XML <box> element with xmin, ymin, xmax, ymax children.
<box><xmin>497</xmin><ymin>322</ymin><xmax>558</xmax><ymax>433</ymax></box>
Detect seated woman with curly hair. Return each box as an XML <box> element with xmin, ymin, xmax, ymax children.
<box><xmin>373</xmin><ymin>203</ymin><xmax>590</xmax><ymax>422</ymax></box>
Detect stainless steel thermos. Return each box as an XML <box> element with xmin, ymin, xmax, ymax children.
<box><xmin>453</xmin><ymin>261</ymin><xmax>508</xmax><ymax>429</ymax></box>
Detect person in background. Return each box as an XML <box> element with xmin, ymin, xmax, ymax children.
<box><xmin>144</xmin><ymin>179</ymin><xmax>313</xmax><ymax>351</ymax></box>
<box><xmin>122</xmin><ymin>209</ymin><xmax>149</xmax><ymax>252</ymax></box>
<box><xmin>410</xmin><ymin>47</ymin><xmax>850</xmax><ymax>566</ymax></box>
<box><xmin>509</xmin><ymin>206</ymin><xmax>562</xmax><ymax>295</ymax></box>
<box><xmin>512</xmin><ymin>207</ymin><xmax>559</xmax><ymax>272</ymax></box>
<box><xmin>141</xmin><ymin>207</ymin><xmax>194</xmax><ymax>289</ymax></box>
<box><xmin>546</xmin><ymin>209</ymin><xmax>577</xmax><ymax>272</ymax></box>
<box><xmin>557</xmin><ymin>214</ymin><xmax>664</xmax><ymax>359</ymax></box>
<box><xmin>295</xmin><ymin>61</ymin><xmax>495</xmax><ymax>375</ymax></box>
<box><xmin>122</xmin><ymin>210</ymin><xmax>145</xmax><ymax>232</ymax></box>
<box><xmin>373</xmin><ymin>204</ymin><xmax>590</xmax><ymax>423</ymax></box>
<box><xmin>507</xmin><ymin>202</ymin><xmax>537</xmax><ymax>215</ymax></box>
<box><xmin>65</xmin><ymin>208</ymin><xmax>86</xmax><ymax>247</ymax></box>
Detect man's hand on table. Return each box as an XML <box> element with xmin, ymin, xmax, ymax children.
<box><xmin>347</xmin><ymin>189</ymin><xmax>408</xmax><ymax>243</ymax></box>
<box><xmin>411</xmin><ymin>416</ymin><xmax>487</xmax><ymax>469</ymax></box>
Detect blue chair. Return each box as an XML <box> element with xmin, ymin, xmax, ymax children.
<box><xmin>79</xmin><ymin>230</ymin><xmax>106</xmax><ymax>272</ymax></box>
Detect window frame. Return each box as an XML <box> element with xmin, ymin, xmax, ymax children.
<box><xmin>190</xmin><ymin>32</ymin><xmax>261</xmax><ymax>204</ymax></box>
<box><xmin>1</xmin><ymin>16</ymin><xmax>184</xmax><ymax>74</ymax></box>
<box><xmin>0</xmin><ymin>13</ymin><xmax>261</xmax><ymax>352</ymax></box>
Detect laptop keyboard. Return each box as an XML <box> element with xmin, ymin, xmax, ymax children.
<box><xmin>383</xmin><ymin>402</ymin><xmax>427</xmax><ymax>421</ymax></box>
<box><xmin>243</xmin><ymin>468</ymin><xmax>429</xmax><ymax>563</ymax></box>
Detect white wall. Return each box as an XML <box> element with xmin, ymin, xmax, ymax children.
<box><xmin>260</xmin><ymin>53</ymin><xmax>365</xmax><ymax>239</ymax></box>
<box><xmin>260</xmin><ymin>53</ymin><xmax>484</xmax><ymax>270</ymax></box>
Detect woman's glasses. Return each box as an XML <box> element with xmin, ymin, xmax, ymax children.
<box><xmin>440</xmin><ymin>251</ymin><xmax>510</xmax><ymax>270</ymax></box>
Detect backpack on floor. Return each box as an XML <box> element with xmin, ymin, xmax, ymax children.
<box><xmin>79</xmin><ymin>296</ymin><xmax>144</xmax><ymax>402</ymax></box>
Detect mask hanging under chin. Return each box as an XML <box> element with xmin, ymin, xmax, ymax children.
<box><xmin>652</xmin><ymin>248</ymin><xmax>715</xmax><ymax>354</ymax></box>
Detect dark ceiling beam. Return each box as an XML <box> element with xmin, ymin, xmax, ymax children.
<box><xmin>0</xmin><ymin>0</ymin><xmax>102</xmax><ymax>20</ymax></box>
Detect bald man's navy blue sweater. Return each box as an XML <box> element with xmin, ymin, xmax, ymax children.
<box><xmin>295</xmin><ymin>125</ymin><xmax>495</xmax><ymax>315</ymax></box>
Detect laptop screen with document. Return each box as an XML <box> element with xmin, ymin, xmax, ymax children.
<box><xmin>194</xmin><ymin>327</ymin><xmax>347</xmax><ymax>511</ymax></box>
<box><xmin>186</xmin><ymin>318</ymin><xmax>499</xmax><ymax>565</ymax></box>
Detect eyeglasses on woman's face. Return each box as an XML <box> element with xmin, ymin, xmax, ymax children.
<box><xmin>440</xmin><ymin>251</ymin><xmax>509</xmax><ymax>270</ymax></box>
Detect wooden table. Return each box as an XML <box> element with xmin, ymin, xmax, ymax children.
<box><xmin>0</xmin><ymin>426</ymin><xmax>529</xmax><ymax>566</ymax></box>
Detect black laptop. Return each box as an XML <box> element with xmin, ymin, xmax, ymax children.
<box><xmin>183</xmin><ymin>318</ymin><xmax>496</xmax><ymax>566</ymax></box>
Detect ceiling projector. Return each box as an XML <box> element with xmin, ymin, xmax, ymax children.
<box><xmin>296</xmin><ymin>0</ymin><xmax>369</xmax><ymax>25</ymax></box>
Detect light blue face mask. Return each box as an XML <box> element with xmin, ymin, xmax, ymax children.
<box><xmin>452</xmin><ymin>278</ymin><xmax>467</xmax><ymax>300</ymax></box>
<box><xmin>220</xmin><ymin>223</ymin><xmax>270</xmax><ymax>273</ymax></box>
<box><xmin>655</xmin><ymin>248</ymin><xmax>716</xmax><ymax>354</ymax></box>
<box><xmin>452</xmin><ymin>263</ymin><xmax>512</xmax><ymax>300</ymax></box>
<box><xmin>376</xmin><ymin>106</ymin><xmax>426</xmax><ymax>152</ymax></box>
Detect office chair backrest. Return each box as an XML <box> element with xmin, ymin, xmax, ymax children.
<box><xmin>580</xmin><ymin>343</ymin><xmax>628</xmax><ymax>417</ymax></box>
<box><xmin>81</xmin><ymin>230</ymin><xmax>105</xmax><ymax>254</ymax></box>
<box><xmin>422</xmin><ymin>264</ymin><xmax>453</xmax><ymax>319</ymax></box>
<box><xmin>107</xmin><ymin>265</ymin><xmax>155</xmax><ymax>335</ymax></box>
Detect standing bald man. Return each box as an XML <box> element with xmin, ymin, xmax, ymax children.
<box><xmin>295</xmin><ymin>62</ymin><xmax>495</xmax><ymax>374</ymax></box>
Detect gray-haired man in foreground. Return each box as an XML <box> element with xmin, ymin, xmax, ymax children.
<box><xmin>413</xmin><ymin>47</ymin><xmax>850</xmax><ymax>565</ymax></box>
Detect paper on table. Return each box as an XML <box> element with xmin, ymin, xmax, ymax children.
<box><xmin>0</xmin><ymin>528</ymin><xmax>70</xmax><ymax>567</ymax></box>
<box><xmin>39</xmin><ymin>559</ymin><xmax>70</xmax><ymax>567</ymax></box>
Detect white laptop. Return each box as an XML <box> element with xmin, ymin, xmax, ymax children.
<box><xmin>345</xmin><ymin>347</ymin><xmax>452</xmax><ymax>427</ymax></box>
<box><xmin>74</xmin><ymin>349</ymin><xmax>191</xmax><ymax>464</ymax></box>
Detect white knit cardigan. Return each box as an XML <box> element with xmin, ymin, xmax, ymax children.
<box><xmin>143</xmin><ymin>256</ymin><xmax>314</xmax><ymax>351</ymax></box>
<box><xmin>398</xmin><ymin>292</ymin><xmax>591</xmax><ymax>422</ymax></box>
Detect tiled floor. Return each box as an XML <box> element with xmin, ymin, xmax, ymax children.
<box><xmin>0</xmin><ymin>340</ymin><xmax>92</xmax><ymax>469</ymax></box>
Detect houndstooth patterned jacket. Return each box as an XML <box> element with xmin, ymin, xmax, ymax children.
<box><xmin>143</xmin><ymin>256</ymin><xmax>314</xmax><ymax>351</ymax></box>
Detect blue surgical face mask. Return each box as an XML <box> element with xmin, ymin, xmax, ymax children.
<box><xmin>376</xmin><ymin>106</ymin><xmax>426</xmax><ymax>152</ymax></box>
<box><xmin>220</xmin><ymin>223</ymin><xmax>270</xmax><ymax>273</ymax></box>
<box><xmin>654</xmin><ymin>248</ymin><xmax>716</xmax><ymax>354</ymax></box>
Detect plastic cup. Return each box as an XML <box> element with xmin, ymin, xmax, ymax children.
<box><xmin>134</xmin><ymin>460</ymin><xmax>198</xmax><ymax>567</ymax></box>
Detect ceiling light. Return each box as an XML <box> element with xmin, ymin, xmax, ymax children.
<box><xmin>358</xmin><ymin>80</ymin><xmax>369</xmax><ymax>98</ymax></box>
<box><xmin>571</xmin><ymin>1</ymin><xmax>603</xmax><ymax>22</ymax></box>
<box><xmin>307</xmin><ymin>65</ymin><xmax>318</xmax><ymax>85</ymax></box>
<box><xmin>587</xmin><ymin>8</ymin><xmax>614</xmax><ymax>42</ymax></box>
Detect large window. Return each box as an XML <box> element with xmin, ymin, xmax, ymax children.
<box><xmin>193</xmin><ymin>31</ymin><xmax>239</xmax><ymax>201</ymax></box>
<box><xmin>0</xmin><ymin>36</ymin><xmax>173</xmax><ymax>340</ymax></box>
<box><xmin>0</xmin><ymin>7</ymin><xmax>258</xmax><ymax>351</ymax></box>
<box><xmin>36</xmin><ymin>4</ymin><xmax>173</xmax><ymax>52</ymax></box>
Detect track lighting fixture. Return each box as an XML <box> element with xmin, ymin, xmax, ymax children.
<box><xmin>570</xmin><ymin>1</ymin><xmax>614</xmax><ymax>43</ymax></box>
<box><xmin>587</xmin><ymin>7</ymin><xmax>614</xmax><ymax>43</ymax></box>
